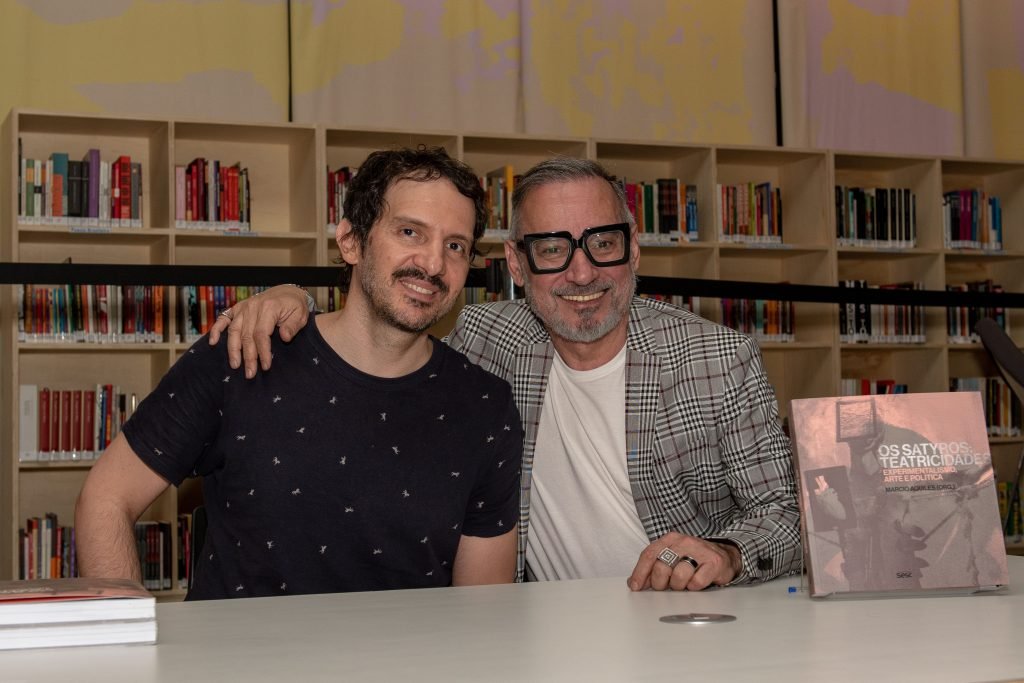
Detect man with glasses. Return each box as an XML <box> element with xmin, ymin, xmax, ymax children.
<box><xmin>211</xmin><ymin>157</ymin><xmax>801</xmax><ymax>591</ymax></box>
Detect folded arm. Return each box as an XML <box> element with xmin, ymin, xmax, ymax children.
<box><xmin>74</xmin><ymin>433</ymin><xmax>171</xmax><ymax>582</ymax></box>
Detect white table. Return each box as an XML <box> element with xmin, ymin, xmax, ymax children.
<box><xmin>4</xmin><ymin>557</ymin><xmax>1024</xmax><ymax>682</ymax></box>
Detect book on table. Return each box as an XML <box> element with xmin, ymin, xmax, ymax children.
<box><xmin>789</xmin><ymin>391</ymin><xmax>1009</xmax><ymax>598</ymax></box>
<box><xmin>0</xmin><ymin>577</ymin><xmax>156</xmax><ymax>650</ymax></box>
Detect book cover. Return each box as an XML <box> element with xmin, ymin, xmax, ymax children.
<box><xmin>0</xmin><ymin>577</ymin><xmax>155</xmax><ymax>650</ymax></box>
<box><xmin>790</xmin><ymin>392</ymin><xmax>1009</xmax><ymax>598</ymax></box>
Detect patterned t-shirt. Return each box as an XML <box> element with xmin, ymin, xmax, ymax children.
<box><xmin>123</xmin><ymin>317</ymin><xmax>523</xmax><ymax>600</ymax></box>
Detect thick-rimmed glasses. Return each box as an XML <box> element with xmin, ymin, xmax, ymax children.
<box><xmin>515</xmin><ymin>223</ymin><xmax>631</xmax><ymax>274</ymax></box>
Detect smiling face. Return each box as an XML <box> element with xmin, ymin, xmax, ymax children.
<box><xmin>505</xmin><ymin>177</ymin><xmax>640</xmax><ymax>361</ymax></box>
<box><xmin>340</xmin><ymin>177</ymin><xmax>476</xmax><ymax>334</ymax></box>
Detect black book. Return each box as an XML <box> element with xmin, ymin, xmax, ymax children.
<box><xmin>67</xmin><ymin>161</ymin><xmax>83</xmax><ymax>218</ymax></box>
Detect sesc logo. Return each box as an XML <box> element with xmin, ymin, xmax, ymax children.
<box><xmin>896</xmin><ymin>571</ymin><xmax>914</xmax><ymax>579</ymax></box>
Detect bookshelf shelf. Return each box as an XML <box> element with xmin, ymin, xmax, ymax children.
<box><xmin>5</xmin><ymin>108</ymin><xmax>1024</xmax><ymax>584</ymax></box>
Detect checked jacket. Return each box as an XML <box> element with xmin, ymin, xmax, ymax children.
<box><xmin>446</xmin><ymin>296</ymin><xmax>802</xmax><ymax>583</ymax></box>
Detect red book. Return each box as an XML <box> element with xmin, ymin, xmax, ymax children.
<box><xmin>70</xmin><ymin>390</ymin><xmax>82</xmax><ymax>454</ymax></box>
<box><xmin>52</xmin><ymin>173</ymin><xmax>63</xmax><ymax>217</ymax></box>
<box><xmin>111</xmin><ymin>158</ymin><xmax>121</xmax><ymax>220</ymax></box>
<box><xmin>118</xmin><ymin>155</ymin><xmax>132</xmax><ymax>221</ymax></box>
<box><xmin>59</xmin><ymin>390</ymin><xmax>72</xmax><ymax>453</ymax></box>
<box><xmin>49</xmin><ymin>390</ymin><xmax>61</xmax><ymax>456</ymax></box>
<box><xmin>38</xmin><ymin>388</ymin><xmax>50</xmax><ymax>454</ymax></box>
<box><xmin>153</xmin><ymin>286</ymin><xmax>164</xmax><ymax>341</ymax></box>
<box><xmin>83</xmin><ymin>390</ymin><xmax>96</xmax><ymax>456</ymax></box>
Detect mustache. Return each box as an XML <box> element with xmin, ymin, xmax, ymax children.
<box><xmin>392</xmin><ymin>267</ymin><xmax>449</xmax><ymax>295</ymax></box>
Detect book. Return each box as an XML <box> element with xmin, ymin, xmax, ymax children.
<box><xmin>789</xmin><ymin>392</ymin><xmax>1009</xmax><ymax>598</ymax></box>
<box><xmin>18</xmin><ymin>385</ymin><xmax>38</xmax><ymax>462</ymax></box>
<box><xmin>0</xmin><ymin>577</ymin><xmax>156</xmax><ymax>650</ymax></box>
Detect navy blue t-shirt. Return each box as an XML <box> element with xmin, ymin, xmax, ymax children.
<box><xmin>123</xmin><ymin>317</ymin><xmax>523</xmax><ymax>600</ymax></box>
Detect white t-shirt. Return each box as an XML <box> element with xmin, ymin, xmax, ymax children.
<box><xmin>526</xmin><ymin>345</ymin><xmax>650</xmax><ymax>580</ymax></box>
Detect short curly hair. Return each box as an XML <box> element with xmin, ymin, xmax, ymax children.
<box><xmin>338</xmin><ymin>146</ymin><xmax>486</xmax><ymax>281</ymax></box>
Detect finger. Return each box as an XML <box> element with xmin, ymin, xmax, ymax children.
<box><xmin>669</xmin><ymin>560</ymin><xmax>698</xmax><ymax>591</ymax></box>
<box><xmin>252</xmin><ymin>310</ymin><xmax>277</xmax><ymax>374</ymax></box>
<box><xmin>238</xmin><ymin>309</ymin><xmax>266</xmax><ymax>379</ymax></box>
<box><xmin>276</xmin><ymin>307</ymin><xmax>310</xmax><ymax>343</ymax></box>
<box><xmin>209</xmin><ymin>311</ymin><xmax>231</xmax><ymax>345</ymax></box>
<box><xmin>649</xmin><ymin>559</ymin><xmax>673</xmax><ymax>591</ymax></box>
<box><xmin>627</xmin><ymin>553</ymin><xmax>657</xmax><ymax>592</ymax></box>
<box><xmin>225</xmin><ymin>313</ymin><xmax>245</xmax><ymax>370</ymax></box>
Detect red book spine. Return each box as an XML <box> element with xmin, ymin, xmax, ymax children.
<box><xmin>59</xmin><ymin>390</ymin><xmax>72</xmax><ymax>453</ymax></box>
<box><xmin>50</xmin><ymin>390</ymin><xmax>61</xmax><ymax>456</ymax></box>
<box><xmin>119</xmin><ymin>155</ymin><xmax>132</xmax><ymax>220</ymax></box>
<box><xmin>112</xmin><ymin>159</ymin><xmax>121</xmax><ymax>220</ymax></box>
<box><xmin>38</xmin><ymin>388</ymin><xmax>50</xmax><ymax>454</ymax></box>
<box><xmin>83</xmin><ymin>390</ymin><xmax>96</xmax><ymax>456</ymax></box>
<box><xmin>71</xmin><ymin>390</ymin><xmax>82</xmax><ymax>453</ymax></box>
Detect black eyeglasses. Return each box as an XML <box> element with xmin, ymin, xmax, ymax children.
<box><xmin>515</xmin><ymin>223</ymin><xmax>631</xmax><ymax>274</ymax></box>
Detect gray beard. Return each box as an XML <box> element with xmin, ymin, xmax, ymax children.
<box><xmin>522</xmin><ymin>274</ymin><xmax>636</xmax><ymax>344</ymax></box>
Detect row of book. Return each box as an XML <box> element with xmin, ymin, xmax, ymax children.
<box><xmin>18</xmin><ymin>385</ymin><xmax>135</xmax><ymax>462</ymax></box>
<box><xmin>838</xmin><ymin>280</ymin><xmax>927</xmax><ymax>344</ymax></box>
<box><xmin>950</xmin><ymin>376</ymin><xmax>1022</xmax><ymax>438</ymax></box>
<box><xmin>464</xmin><ymin>258</ymin><xmax>519</xmax><ymax>304</ymax></box>
<box><xmin>716</xmin><ymin>182</ymin><xmax>782</xmax><ymax>244</ymax></box>
<box><xmin>179</xmin><ymin>285</ymin><xmax>268</xmax><ymax>341</ymax></box>
<box><xmin>17</xmin><ymin>148</ymin><xmax>143</xmax><ymax>228</ymax></box>
<box><xmin>15</xmin><ymin>284</ymin><xmax>276</xmax><ymax>344</ymax></box>
<box><xmin>18</xmin><ymin>284</ymin><xmax>165</xmax><ymax>343</ymax></box>
<box><xmin>720</xmin><ymin>298</ymin><xmax>795</xmax><ymax>342</ymax></box>
<box><xmin>19</xmin><ymin>514</ymin><xmax>75</xmax><ymax>581</ymax></box>
<box><xmin>326</xmin><ymin>165</ymin><xmax>355</xmax><ymax>228</ymax></box>
<box><xmin>943</xmin><ymin>190</ymin><xmax>1003</xmax><ymax>251</ymax></box>
<box><xmin>946</xmin><ymin>280</ymin><xmax>1005</xmax><ymax>343</ymax></box>
<box><xmin>173</xmin><ymin>158</ymin><xmax>251</xmax><ymax>230</ymax></box>
<box><xmin>135</xmin><ymin>521</ymin><xmax>174</xmax><ymax>592</ymax></box>
<box><xmin>839</xmin><ymin>378</ymin><xmax>909</xmax><ymax>395</ymax></box>
<box><xmin>835</xmin><ymin>185</ymin><xmax>917</xmax><ymax>248</ymax></box>
<box><xmin>18</xmin><ymin>512</ymin><xmax>193</xmax><ymax>592</ymax></box>
<box><xmin>623</xmin><ymin>179</ymin><xmax>698</xmax><ymax>243</ymax></box>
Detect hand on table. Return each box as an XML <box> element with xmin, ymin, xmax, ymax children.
<box><xmin>627</xmin><ymin>532</ymin><xmax>741</xmax><ymax>591</ymax></box>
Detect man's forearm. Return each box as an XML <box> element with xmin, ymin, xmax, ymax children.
<box><xmin>75</xmin><ymin>500</ymin><xmax>144</xmax><ymax>582</ymax></box>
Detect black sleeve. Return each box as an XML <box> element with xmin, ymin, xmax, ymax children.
<box><xmin>121</xmin><ymin>337</ymin><xmax>230</xmax><ymax>485</ymax></box>
<box><xmin>460</xmin><ymin>386</ymin><xmax>523</xmax><ymax>538</ymax></box>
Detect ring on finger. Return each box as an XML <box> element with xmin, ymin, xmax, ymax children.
<box><xmin>218</xmin><ymin>309</ymin><xmax>233</xmax><ymax>319</ymax></box>
<box><xmin>656</xmin><ymin>548</ymin><xmax>681</xmax><ymax>569</ymax></box>
<box><xmin>680</xmin><ymin>555</ymin><xmax>699</xmax><ymax>571</ymax></box>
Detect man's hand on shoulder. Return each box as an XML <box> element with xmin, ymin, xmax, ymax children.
<box><xmin>627</xmin><ymin>532</ymin><xmax>741</xmax><ymax>592</ymax></box>
<box><xmin>208</xmin><ymin>284</ymin><xmax>311</xmax><ymax>378</ymax></box>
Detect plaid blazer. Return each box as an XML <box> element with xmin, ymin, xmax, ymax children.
<box><xmin>446</xmin><ymin>296</ymin><xmax>802</xmax><ymax>583</ymax></box>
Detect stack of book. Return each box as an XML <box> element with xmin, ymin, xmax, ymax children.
<box><xmin>0</xmin><ymin>577</ymin><xmax>156</xmax><ymax>650</ymax></box>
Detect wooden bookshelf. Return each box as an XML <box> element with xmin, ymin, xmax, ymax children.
<box><xmin>4</xmin><ymin>109</ymin><xmax>1024</xmax><ymax>591</ymax></box>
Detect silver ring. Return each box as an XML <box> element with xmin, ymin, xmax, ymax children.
<box><xmin>680</xmin><ymin>555</ymin><xmax>699</xmax><ymax>571</ymax></box>
<box><xmin>656</xmin><ymin>548</ymin><xmax>681</xmax><ymax>569</ymax></box>
<box><xmin>218</xmin><ymin>309</ymin><xmax>233</xmax><ymax>319</ymax></box>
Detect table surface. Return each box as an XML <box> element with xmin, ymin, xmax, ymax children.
<box><xmin>3</xmin><ymin>558</ymin><xmax>1024</xmax><ymax>683</ymax></box>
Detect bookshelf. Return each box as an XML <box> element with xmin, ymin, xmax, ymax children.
<box><xmin>4</xmin><ymin>109</ymin><xmax>1024</xmax><ymax>590</ymax></box>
